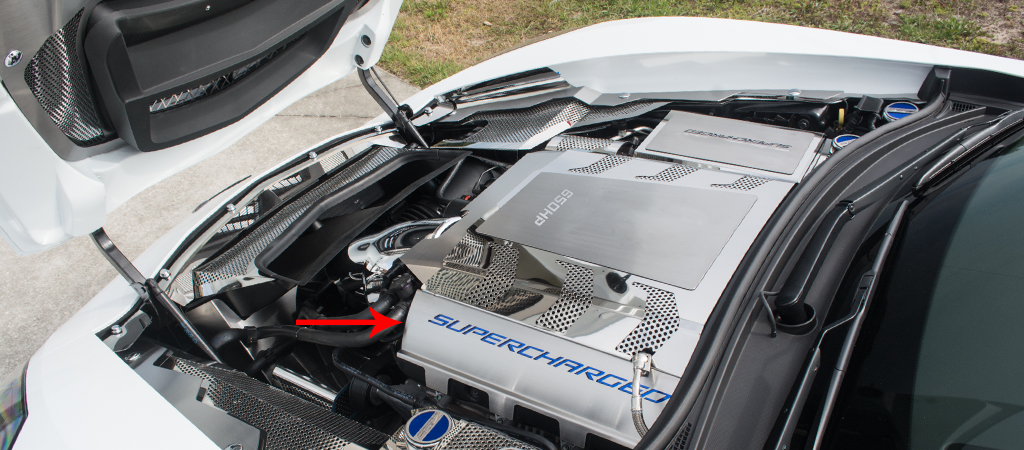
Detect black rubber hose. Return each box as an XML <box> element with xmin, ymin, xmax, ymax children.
<box><xmin>331</xmin><ymin>348</ymin><xmax>430</xmax><ymax>408</ymax></box>
<box><xmin>244</xmin><ymin>339</ymin><xmax>298</xmax><ymax>377</ymax></box>
<box><xmin>210</xmin><ymin>303</ymin><xmax>408</xmax><ymax>350</ymax></box>
<box><xmin>315</xmin><ymin>291</ymin><xmax>399</xmax><ymax>328</ymax></box>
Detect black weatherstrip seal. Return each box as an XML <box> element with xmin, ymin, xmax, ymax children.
<box><xmin>631</xmin><ymin>91</ymin><xmax>948</xmax><ymax>450</ymax></box>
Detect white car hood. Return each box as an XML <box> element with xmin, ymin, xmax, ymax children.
<box><xmin>0</xmin><ymin>0</ymin><xmax>401</xmax><ymax>255</ymax></box>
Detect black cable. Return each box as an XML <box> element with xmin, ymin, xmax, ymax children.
<box><xmin>210</xmin><ymin>303</ymin><xmax>408</xmax><ymax>350</ymax></box>
<box><xmin>331</xmin><ymin>348</ymin><xmax>429</xmax><ymax>408</ymax></box>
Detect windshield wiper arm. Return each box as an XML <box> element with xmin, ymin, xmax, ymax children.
<box><xmin>808</xmin><ymin>199</ymin><xmax>909</xmax><ymax>450</ymax></box>
<box><xmin>770</xmin><ymin>200</ymin><xmax>909</xmax><ymax>450</ymax></box>
<box><xmin>915</xmin><ymin>109</ymin><xmax>1024</xmax><ymax>190</ymax></box>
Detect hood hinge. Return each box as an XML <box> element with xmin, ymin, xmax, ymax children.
<box><xmin>358</xmin><ymin>68</ymin><xmax>429</xmax><ymax>148</ymax></box>
<box><xmin>91</xmin><ymin>228</ymin><xmax>222</xmax><ymax>362</ymax></box>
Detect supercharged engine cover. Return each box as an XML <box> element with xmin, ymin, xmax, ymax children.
<box><xmin>399</xmin><ymin>132</ymin><xmax>807</xmax><ymax>446</ymax></box>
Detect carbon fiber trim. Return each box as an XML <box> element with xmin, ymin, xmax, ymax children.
<box><xmin>535</xmin><ymin>261</ymin><xmax>594</xmax><ymax>333</ymax></box>
<box><xmin>710</xmin><ymin>175</ymin><xmax>771</xmax><ymax>191</ymax></box>
<box><xmin>23</xmin><ymin>9</ymin><xmax>110</xmax><ymax>147</ymax></box>
<box><xmin>568</xmin><ymin>155</ymin><xmax>632</xmax><ymax>175</ymax></box>
<box><xmin>194</xmin><ymin>146</ymin><xmax>409</xmax><ymax>295</ymax></box>
<box><xmin>173</xmin><ymin>359</ymin><xmax>388</xmax><ymax>450</ymax></box>
<box><xmin>636</xmin><ymin>164</ymin><xmax>698</xmax><ymax>182</ymax></box>
<box><xmin>616</xmin><ymin>283</ymin><xmax>681</xmax><ymax>355</ymax></box>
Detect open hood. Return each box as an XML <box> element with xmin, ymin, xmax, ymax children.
<box><xmin>0</xmin><ymin>0</ymin><xmax>401</xmax><ymax>255</ymax></box>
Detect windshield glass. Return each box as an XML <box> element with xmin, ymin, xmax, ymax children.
<box><xmin>825</xmin><ymin>134</ymin><xmax>1024</xmax><ymax>450</ymax></box>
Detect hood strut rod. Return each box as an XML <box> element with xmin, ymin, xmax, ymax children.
<box><xmin>91</xmin><ymin>229</ymin><xmax>222</xmax><ymax>363</ymax></box>
<box><xmin>358</xmin><ymin>67</ymin><xmax>430</xmax><ymax>148</ymax></box>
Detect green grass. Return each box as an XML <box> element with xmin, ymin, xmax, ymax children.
<box><xmin>379</xmin><ymin>0</ymin><xmax>1024</xmax><ymax>87</ymax></box>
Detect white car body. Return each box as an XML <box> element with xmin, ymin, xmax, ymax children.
<box><xmin>8</xmin><ymin>14</ymin><xmax>1024</xmax><ymax>449</ymax></box>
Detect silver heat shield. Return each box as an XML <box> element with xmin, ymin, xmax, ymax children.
<box><xmin>398</xmin><ymin>146</ymin><xmax>801</xmax><ymax>447</ymax></box>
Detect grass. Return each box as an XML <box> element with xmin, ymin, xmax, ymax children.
<box><xmin>379</xmin><ymin>0</ymin><xmax>1024</xmax><ymax>88</ymax></box>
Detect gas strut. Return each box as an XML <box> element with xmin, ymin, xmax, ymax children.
<box><xmin>358</xmin><ymin>67</ymin><xmax>430</xmax><ymax>148</ymax></box>
<box><xmin>91</xmin><ymin>229</ymin><xmax>222</xmax><ymax>363</ymax></box>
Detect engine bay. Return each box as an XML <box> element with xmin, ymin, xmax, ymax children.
<box><xmin>107</xmin><ymin>73</ymin><xmax>938</xmax><ymax>450</ymax></box>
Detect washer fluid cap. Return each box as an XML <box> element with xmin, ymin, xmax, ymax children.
<box><xmin>883</xmin><ymin>102</ymin><xmax>919</xmax><ymax>122</ymax></box>
<box><xmin>832</xmin><ymin>134</ymin><xmax>859</xmax><ymax>151</ymax></box>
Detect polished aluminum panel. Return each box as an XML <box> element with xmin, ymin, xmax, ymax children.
<box><xmin>399</xmin><ymin>289</ymin><xmax>681</xmax><ymax>447</ymax></box>
<box><xmin>476</xmin><ymin>172</ymin><xmax>757</xmax><ymax>291</ymax></box>
<box><xmin>643</xmin><ymin>110</ymin><xmax>822</xmax><ymax>175</ymax></box>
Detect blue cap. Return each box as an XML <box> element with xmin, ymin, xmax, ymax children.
<box><xmin>405</xmin><ymin>410</ymin><xmax>453</xmax><ymax>448</ymax></box>
<box><xmin>832</xmin><ymin>134</ymin><xmax>858</xmax><ymax>151</ymax></box>
<box><xmin>883</xmin><ymin>102</ymin><xmax>919</xmax><ymax>122</ymax></box>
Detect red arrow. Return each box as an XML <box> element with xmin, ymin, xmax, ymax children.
<box><xmin>296</xmin><ymin>308</ymin><xmax>403</xmax><ymax>338</ymax></box>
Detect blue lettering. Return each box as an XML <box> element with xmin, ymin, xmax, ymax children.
<box><xmin>434</xmin><ymin>313</ymin><xmax>672</xmax><ymax>403</ymax></box>
<box><xmin>576</xmin><ymin>367</ymin><xmax>605</xmax><ymax>381</ymax></box>
<box><xmin>428</xmin><ymin>314</ymin><xmax>453</xmax><ymax>327</ymax></box>
<box><xmin>465</xmin><ymin>326</ymin><xmax>489</xmax><ymax>337</ymax></box>
<box><xmin>555</xmin><ymin>359</ymin><xmax>583</xmax><ymax>372</ymax></box>
<box><xmin>642</xmin><ymin>389</ymin><xmax>672</xmax><ymax>403</ymax></box>
<box><xmin>597</xmin><ymin>374</ymin><xmax>629</xmax><ymax>388</ymax></box>
<box><xmin>518</xmin><ymin>346</ymin><xmax>544</xmax><ymax>358</ymax></box>
<box><xmin>446</xmin><ymin>320</ymin><xmax>473</xmax><ymax>333</ymax></box>
<box><xmin>499</xmin><ymin>339</ymin><xmax>526</xmax><ymax>352</ymax></box>
<box><xmin>534</xmin><ymin>352</ymin><xmax>562</xmax><ymax>365</ymax></box>
<box><xmin>481</xmin><ymin>332</ymin><xmax>506</xmax><ymax>345</ymax></box>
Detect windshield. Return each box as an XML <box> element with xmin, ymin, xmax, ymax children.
<box><xmin>824</xmin><ymin>133</ymin><xmax>1024</xmax><ymax>450</ymax></box>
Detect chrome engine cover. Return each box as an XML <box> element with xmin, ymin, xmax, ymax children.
<box><xmin>398</xmin><ymin>116</ymin><xmax>819</xmax><ymax>447</ymax></box>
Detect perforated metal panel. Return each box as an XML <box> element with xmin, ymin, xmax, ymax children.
<box><xmin>194</xmin><ymin>146</ymin><xmax>409</xmax><ymax>294</ymax></box>
<box><xmin>443</xmin><ymin>231</ymin><xmax>491</xmax><ymax>273</ymax></box>
<box><xmin>568</xmin><ymin>155</ymin><xmax>632</xmax><ymax>175</ymax></box>
<box><xmin>23</xmin><ymin>9</ymin><xmax>110</xmax><ymax>147</ymax></box>
<box><xmin>425</xmin><ymin>268</ymin><xmax>482</xmax><ymax>302</ymax></box>
<box><xmin>636</xmin><ymin>164</ymin><xmax>698</xmax><ymax>183</ymax></box>
<box><xmin>173</xmin><ymin>359</ymin><xmax>388</xmax><ymax>450</ymax></box>
<box><xmin>453</xmin><ymin>98</ymin><xmax>659</xmax><ymax>145</ymax></box>
<box><xmin>553</xmin><ymin>135</ymin><xmax>618</xmax><ymax>151</ymax></box>
<box><xmin>615</xmin><ymin>283</ymin><xmax>681</xmax><ymax>355</ymax></box>
<box><xmin>441</xmin><ymin>423</ymin><xmax>539</xmax><ymax>450</ymax></box>
<box><xmin>710</xmin><ymin>175</ymin><xmax>770</xmax><ymax>191</ymax></box>
<box><xmin>462</xmin><ymin>244</ymin><xmax>519</xmax><ymax>311</ymax></box>
<box><xmin>535</xmin><ymin>261</ymin><xmax>594</xmax><ymax>333</ymax></box>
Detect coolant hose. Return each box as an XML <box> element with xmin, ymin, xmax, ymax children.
<box><xmin>316</xmin><ymin>291</ymin><xmax>399</xmax><ymax>325</ymax></box>
<box><xmin>210</xmin><ymin>302</ymin><xmax>408</xmax><ymax>350</ymax></box>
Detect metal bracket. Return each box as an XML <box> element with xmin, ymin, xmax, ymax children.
<box><xmin>91</xmin><ymin>229</ymin><xmax>222</xmax><ymax>362</ymax></box>
<box><xmin>358</xmin><ymin>67</ymin><xmax>429</xmax><ymax>148</ymax></box>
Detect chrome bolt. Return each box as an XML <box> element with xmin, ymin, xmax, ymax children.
<box><xmin>223</xmin><ymin>444</ymin><xmax>242</xmax><ymax>450</ymax></box>
<box><xmin>124</xmin><ymin>352</ymin><xmax>141</xmax><ymax>362</ymax></box>
<box><xmin>308</xmin><ymin>151</ymin><xmax>317</xmax><ymax>160</ymax></box>
<box><xmin>618</xmin><ymin>93</ymin><xmax>630</xmax><ymax>99</ymax></box>
<box><xmin>424</xmin><ymin>107</ymin><xmax>433</xmax><ymax>115</ymax></box>
<box><xmin>374</xmin><ymin>125</ymin><xmax>383</xmax><ymax>133</ymax></box>
<box><xmin>158</xmin><ymin>269</ymin><xmax>171</xmax><ymax>280</ymax></box>
<box><xmin>4</xmin><ymin>50</ymin><xmax>22</xmax><ymax>67</ymax></box>
<box><xmin>788</xmin><ymin>88</ymin><xmax>801</xmax><ymax>97</ymax></box>
<box><xmin>226</xmin><ymin>203</ymin><xmax>236</xmax><ymax>213</ymax></box>
<box><xmin>110</xmin><ymin>324</ymin><xmax>124</xmax><ymax>335</ymax></box>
